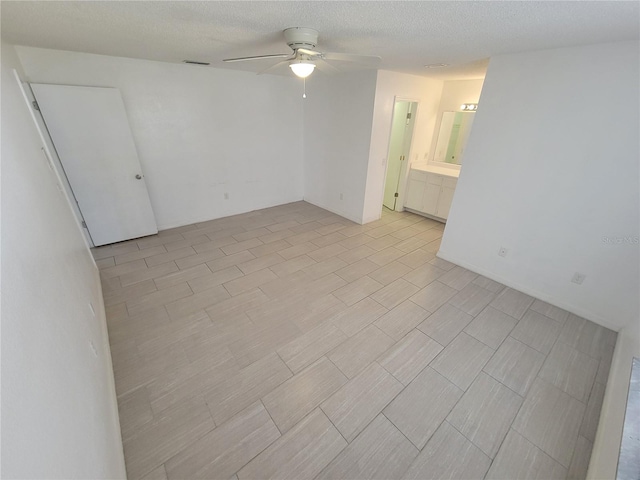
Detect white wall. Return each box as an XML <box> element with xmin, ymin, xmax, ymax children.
<box><xmin>440</xmin><ymin>41</ymin><xmax>639</xmax><ymax>330</ymax></box>
<box><xmin>302</xmin><ymin>70</ymin><xmax>378</xmax><ymax>223</ymax></box>
<box><xmin>426</xmin><ymin>78</ymin><xmax>484</xmax><ymax>166</ymax></box>
<box><xmin>362</xmin><ymin>70</ymin><xmax>443</xmax><ymax>223</ymax></box>
<box><xmin>438</xmin><ymin>41</ymin><xmax>639</xmax><ymax>477</ymax></box>
<box><xmin>15</xmin><ymin>46</ymin><xmax>304</xmax><ymax>230</ymax></box>
<box><xmin>1</xmin><ymin>42</ymin><xmax>126</xmax><ymax>479</ymax></box>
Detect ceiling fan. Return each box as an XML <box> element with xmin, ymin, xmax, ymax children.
<box><xmin>223</xmin><ymin>27</ymin><xmax>381</xmax><ymax>78</ymax></box>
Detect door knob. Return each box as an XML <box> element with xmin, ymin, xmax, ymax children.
<box><xmin>135</xmin><ymin>174</ymin><xmax>142</xmax><ymax>180</ymax></box>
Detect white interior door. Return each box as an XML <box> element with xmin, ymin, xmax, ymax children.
<box><xmin>383</xmin><ymin>101</ymin><xmax>417</xmax><ymax>210</ymax></box>
<box><xmin>12</xmin><ymin>71</ymin><xmax>93</xmax><ymax>247</ymax></box>
<box><xmin>31</xmin><ymin>84</ymin><xmax>158</xmax><ymax>246</ymax></box>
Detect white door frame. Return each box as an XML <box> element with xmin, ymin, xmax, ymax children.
<box><xmin>13</xmin><ymin>70</ymin><xmax>95</xmax><ymax>248</ymax></box>
<box><xmin>382</xmin><ymin>96</ymin><xmax>420</xmax><ymax>212</ymax></box>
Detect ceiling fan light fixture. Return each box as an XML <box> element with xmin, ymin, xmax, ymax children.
<box><xmin>289</xmin><ymin>61</ymin><xmax>316</xmax><ymax>78</ymax></box>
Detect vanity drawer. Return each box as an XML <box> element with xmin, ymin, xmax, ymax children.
<box><xmin>426</xmin><ymin>174</ymin><xmax>444</xmax><ymax>186</ymax></box>
<box><xmin>409</xmin><ymin>170</ymin><xmax>428</xmax><ymax>183</ymax></box>
<box><xmin>442</xmin><ymin>177</ymin><xmax>458</xmax><ymax>189</ymax></box>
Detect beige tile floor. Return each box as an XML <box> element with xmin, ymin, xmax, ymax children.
<box><xmin>94</xmin><ymin>202</ymin><xmax>617</xmax><ymax>480</ymax></box>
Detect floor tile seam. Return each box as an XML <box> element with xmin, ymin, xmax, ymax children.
<box><xmin>144</xmin><ymin>247</ymin><xmax>196</xmax><ymax>269</ymax></box>
<box><xmin>444</xmin><ymin>419</ymin><xmax>494</xmax><ymax>462</ymax></box>
<box><xmin>490</xmin><ymin>301</ymin><xmax>530</xmax><ymax>321</ymax></box>
<box><xmin>480</xmin><ymin>364</ymin><xmax>537</xmax><ymax>399</ymax></box>
<box><xmin>583</xmin><ymin>379</ymin><xmax>607</xmax><ymax>410</ymax></box>
<box><xmin>379</xmin><ymin>410</ymin><xmax>424</xmax><ymax>457</ymax></box>
<box><xmin>475</xmin><ymin>320</ymin><xmax>550</xmax><ymax>393</ymax></box>
<box><xmin>322</xmin><ymin>355</ymin><xmax>349</xmax><ymax>382</ymax></box>
<box><xmin>142</xmin><ymin>406</ymin><xmax>217</xmax><ymax>480</ymax></box>
<box><xmin>116</xmin><ymin>244</ymin><xmax>168</xmax><ymax>266</ymax></box>
<box><xmin>128</xmin><ymin>281</ymin><xmax>194</xmax><ymax>314</ymax></box>
<box><xmin>405</xmin><ymin>296</ymin><xmax>438</xmax><ymax>314</ymax></box>
<box><xmin>362</xmin><ymin>293</ymin><xmax>391</xmax><ymax>314</ymax></box>
<box><xmin>565</xmin><ymin>434</ymin><xmax>593</xmax><ymax>478</ymax></box>
<box><xmin>458</xmin><ymin>316</ymin><xmax>515</xmax><ymax>354</ymax></box>
<box><xmin>274</xmin><ymin>350</ymin><xmax>295</xmax><ymax>377</ymax></box>
<box><xmin>258</xmin><ymin>398</ymin><xmax>284</xmax><ymax>437</ymax></box>
<box><xmin>537</xmin><ymin>339</ymin><xmax>600</xmax><ymax>404</ymax></box>
<box><xmin>510</xmin><ymin>414</ymin><xmax>578</xmax><ymax>471</ymax></box>
<box><xmin>468</xmin><ymin>301</ymin><xmax>522</xmax><ymax>322</ymax></box>
<box><xmin>425</xmin><ymin>330</ymin><xmax>493</xmax><ymax>382</ymax></box>
<box><xmin>223</xmin><ymin>401</ymin><xmax>286</xmax><ymax>478</ymax></box>
<box><xmin>456</xmin><ymin>375</ymin><xmax>528</xmax><ymax>458</ymax></box>
<box><xmin>507</xmin><ymin>331</ymin><xmax>555</xmax><ymax>357</ymax></box>
<box><xmin>376</xmin><ymin>332</ymin><xmax>443</xmax><ymax>386</ymax></box>
<box><xmin>318</xmin><ymin>394</ymin><xmax>380</xmax><ymax>446</ymax></box>
<box><xmin>148</xmin><ymin>261</ymin><xmax>191</xmax><ymax>289</ymax></box>
<box><xmin>511</xmin><ymin>375</ymin><xmax>588</xmax><ymax>467</ymax></box>
<box><xmin>552</xmin><ymin>337</ymin><xmax>608</xmax><ymax>363</ymax></box>
<box><xmin>532</xmin><ymin>367</ymin><xmax>590</xmax><ymax>407</ymax></box>
<box><xmin>383</xmin><ymin>393</ymin><xmax>451</xmax><ymax>452</ymax></box>
<box><xmin>317</xmin><ymin>404</ymin><xmax>351</xmax><ymax>447</ymax></box>
<box><xmin>320</xmin><ymin>358</ymin><xmax>408</xmax><ymax>443</ymax></box>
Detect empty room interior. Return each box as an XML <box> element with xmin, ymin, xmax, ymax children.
<box><xmin>2</xmin><ymin>1</ymin><xmax>639</xmax><ymax>479</ymax></box>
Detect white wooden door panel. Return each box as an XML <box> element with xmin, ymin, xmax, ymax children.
<box><xmin>405</xmin><ymin>178</ymin><xmax>426</xmax><ymax>210</ymax></box>
<box><xmin>31</xmin><ymin>84</ymin><xmax>157</xmax><ymax>246</ymax></box>
<box><xmin>437</xmin><ymin>185</ymin><xmax>456</xmax><ymax>219</ymax></box>
<box><xmin>422</xmin><ymin>181</ymin><xmax>441</xmax><ymax>216</ymax></box>
<box><xmin>383</xmin><ymin>102</ymin><xmax>409</xmax><ymax>210</ymax></box>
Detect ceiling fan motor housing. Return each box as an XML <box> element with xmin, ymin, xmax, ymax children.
<box><xmin>284</xmin><ymin>27</ymin><xmax>318</xmax><ymax>50</ymax></box>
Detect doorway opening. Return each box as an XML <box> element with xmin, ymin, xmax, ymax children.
<box><xmin>382</xmin><ymin>100</ymin><xmax>418</xmax><ymax>211</ymax></box>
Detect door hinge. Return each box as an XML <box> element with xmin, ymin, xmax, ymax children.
<box><xmin>394</xmin><ymin>192</ymin><xmax>399</xmax><ymax>198</ymax></box>
<box><xmin>406</xmin><ymin>112</ymin><xmax>412</xmax><ymax>120</ymax></box>
<box><xmin>32</xmin><ymin>100</ymin><xmax>40</xmax><ymax>111</ymax></box>
<box><xmin>400</xmin><ymin>155</ymin><xmax>405</xmax><ymax>161</ymax></box>
<box><xmin>81</xmin><ymin>221</ymin><xmax>87</xmax><ymax>228</ymax></box>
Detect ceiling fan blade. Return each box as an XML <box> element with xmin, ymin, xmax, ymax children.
<box><xmin>322</xmin><ymin>52</ymin><xmax>381</xmax><ymax>66</ymax></box>
<box><xmin>256</xmin><ymin>59</ymin><xmax>291</xmax><ymax>75</ymax></box>
<box><xmin>314</xmin><ymin>58</ymin><xmax>340</xmax><ymax>74</ymax></box>
<box><xmin>296</xmin><ymin>48</ymin><xmax>322</xmax><ymax>57</ymax></box>
<box><xmin>223</xmin><ymin>53</ymin><xmax>291</xmax><ymax>63</ymax></box>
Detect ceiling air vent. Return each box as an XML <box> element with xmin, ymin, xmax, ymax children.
<box><xmin>182</xmin><ymin>60</ymin><xmax>210</xmax><ymax>66</ymax></box>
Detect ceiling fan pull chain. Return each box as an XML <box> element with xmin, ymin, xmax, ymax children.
<box><xmin>303</xmin><ymin>77</ymin><xmax>307</xmax><ymax>99</ymax></box>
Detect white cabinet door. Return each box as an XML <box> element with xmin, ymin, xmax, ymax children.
<box><xmin>422</xmin><ymin>175</ymin><xmax>443</xmax><ymax>216</ymax></box>
<box><xmin>437</xmin><ymin>183</ymin><xmax>456</xmax><ymax>219</ymax></box>
<box><xmin>405</xmin><ymin>178</ymin><xmax>426</xmax><ymax>210</ymax></box>
<box><xmin>404</xmin><ymin>170</ymin><xmax>458</xmax><ymax>221</ymax></box>
<box><xmin>32</xmin><ymin>84</ymin><xmax>158</xmax><ymax>246</ymax></box>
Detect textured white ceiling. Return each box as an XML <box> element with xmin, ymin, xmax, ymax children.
<box><xmin>2</xmin><ymin>1</ymin><xmax>638</xmax><ymax>79</ymax></box>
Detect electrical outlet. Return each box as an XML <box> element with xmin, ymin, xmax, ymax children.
<box><xmin>571</xmin><ymin>272</ymin><xmax>586</xmax><ymax>285</ymax></box>
<box><xmin>224</xmin><ymin>192</ymin><xmax>229</xmax><ymax>200</ymax></box>
<box><xmin>498</xmin><ymin>246</ymin><xmax>509</xmax><ymax>257</ymax></box>
<box><xmin>340</xmin><ymin>193</ymin><xmax>344</xmax><ymax>200</ymax></box>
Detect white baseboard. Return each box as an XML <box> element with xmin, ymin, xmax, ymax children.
<box><xmin>436</xmin><ymin>249</ymin><xmax>621</xmax><ymax>332</ymax></box>
<box><xmin>303</xmin><ymin>197</ymin><xmax>364</xmax><ymax>224</ymax></box>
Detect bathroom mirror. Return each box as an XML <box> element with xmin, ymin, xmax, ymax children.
<box><xmin>432</xmin><ymin>111</ymin><xmax>476</xmax><ymax>166</ymax></box>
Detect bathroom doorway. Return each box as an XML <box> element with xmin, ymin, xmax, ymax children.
<box><xmin>383</xmin><ymin>100</ymin><xmax>418</xmax><ymax>210</ymax></box>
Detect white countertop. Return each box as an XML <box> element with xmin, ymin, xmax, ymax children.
<box><xmin>410</xmin><ymin>163</ymin><xmax>461</xmax><ymax>178</ymax></box>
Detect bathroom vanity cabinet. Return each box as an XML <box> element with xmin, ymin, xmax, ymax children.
<box><xmin>404</xmin><ymin>168</ymin><xmax>458</xmax><ymax>221</ymax></box>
